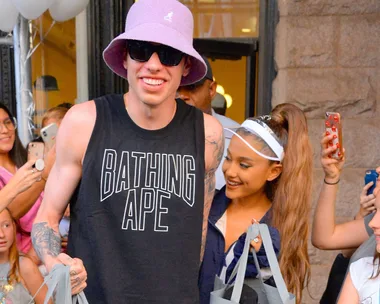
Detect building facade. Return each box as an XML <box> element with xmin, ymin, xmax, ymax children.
<box><xmin>273</xmin><ymin>0</ymin><xmax>380</xmax><ymax>302</ymax></box>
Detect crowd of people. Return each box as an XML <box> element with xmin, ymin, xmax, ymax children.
<box><xmin>0</xmin><ymin>0</ymin><xmax>378</xmax><ymax>303</ymax></box>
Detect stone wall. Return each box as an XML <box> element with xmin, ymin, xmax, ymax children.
<box><xmin>272</xmin><ymin>0</ymin><xmax>380</xmax><ymax>302</ymax></box>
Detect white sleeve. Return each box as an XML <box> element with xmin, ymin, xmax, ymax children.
<box><xmin>349</xmin><ymin>257</ymin><xmax>373</xmax><ymax>292</ymax></box>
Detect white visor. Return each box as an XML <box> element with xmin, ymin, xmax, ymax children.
<box><xmin>224</xmin><ymin>119</ymin><xmax>284</xmax><ymax>162</ymax></box>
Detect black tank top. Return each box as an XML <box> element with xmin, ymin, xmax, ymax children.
<box><xmin>68</xmin><ymin>95</ymin><xmax>205</xmax><ymax>304</ymax></box>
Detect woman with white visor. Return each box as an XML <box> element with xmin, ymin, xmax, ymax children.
<box><xmin>199</xmin><ymin>103</ymin><xmax>313</xmax><ymax>304</ymax></box>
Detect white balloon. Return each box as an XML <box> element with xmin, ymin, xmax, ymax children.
<box><xmin>49</xmin><ymin>0</ymin><xmax>90</xmax><ymax>22</ymax></box>
<box><xmin>11</xmin><ymin>0</ymin><xmax>56</xmax><ymax>20</ymax></box>
<box><xmin>0</xmin><ymin>0</ymin><xmax>19</xmax><ymax>32</ymax></box>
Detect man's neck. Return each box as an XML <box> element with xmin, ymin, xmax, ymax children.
<box><xmin>124</xmin><ymin>92</ymin><xmax>177</xmax><ymax>130</ymax></box>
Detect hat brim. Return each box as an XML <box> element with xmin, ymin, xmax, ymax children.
<box><xmin>103</xmin><ymin>22</ymin><xmax>207</xmax><ymax>86</ymax></box>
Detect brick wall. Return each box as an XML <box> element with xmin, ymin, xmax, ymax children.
<box><xmin>272</xmin><ymin>0</ymin><xmax>380</xmax><ymax>302</ymax></box>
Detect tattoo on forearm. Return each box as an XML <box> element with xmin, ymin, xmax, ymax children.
<box><xmin>201</xmin><ymin>131</ymin><xmax>224</xmax><ymax>262</ymax></box>
<box><xmin>31</xmin><ymin>222</ymin><xmax>61</xmax><ymax>263</ymax></box>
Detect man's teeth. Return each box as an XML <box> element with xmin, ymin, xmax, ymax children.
<box><xmin>143</xmin><ymin>78</ymin><xmax>164</xmax><ymax>85</ymax></box>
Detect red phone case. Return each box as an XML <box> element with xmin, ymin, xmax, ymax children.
<box><xmin>325</xmin><ymin>112</ymin><xmax>343</xmax><ymax>159</ymax></box>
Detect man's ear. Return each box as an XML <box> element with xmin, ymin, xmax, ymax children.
<box><xmin>267</xmin><ymin>163</ymin><xmax>283</xmax><ymax>182</ymax></box>
<box><xmin>209</xmin><ymin>81</ymin><xmax>217</xmax><ymax>99</ymax></box>
<box><xmin>182</xmin><ymin>56</ymin><xmax>191</xmax><ymax>77</ymax></box>
<box><xmin>122</xmin><ymin>50</ymin><xmax>128</xmax><ymax>70</ymax></box>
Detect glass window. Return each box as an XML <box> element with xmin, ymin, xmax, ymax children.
<box><xmin>180</xmin><ymin>0</ymin><xmax>259</xmax><ymax>38</ymax></box>
<box><xmin>30</xmin><ymin>12</ymin><xmax>76</xmax><ymax>133</ymax></box>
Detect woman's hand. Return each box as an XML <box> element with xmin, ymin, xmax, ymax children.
<box><xmin>356</xmin><ymin>182</ymin><xmax>376</xmax><ymax>218</ymax></box>
<box><xmin>320</xmin><ymin>133</ymin><xmax>345</xmax><ymax>182</ymax></box>
<box><xmin>6</xmin><ymin>159</ymin><xmax>42</xmax><ymax>195</ymax></box>
<box><xmin>250</xmin><ymin>218</ymin><xmax>262</xmax><ymax>252</ymax></box>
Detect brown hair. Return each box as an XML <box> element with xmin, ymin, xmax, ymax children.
<box><xmin>41</xmin><ymin>106</ymin><xmax>69</xmax><ymax>128</ymax></box>
<box><xmin>270</xmin><ymin>103</ymin><xmax>312</xmax><ymax>302</ymax></box>
<box><xmin>371</xmin><ymin>251</ymin><xmax>380</xmax><ymax>279</ymax></box>
<box><xmin>2</xmin><ymin>208</ymin><xmax>21</xmax><ymax>285</ymax></box>
<box><xmin>240</xmin><ymin>103</ymin><xmax>312</xmax><ymax>302</ymax></box>
<box><xmin>0</xmin><ymin>103</ymin><xmax>27</xmax><ymax>168</ymax></box>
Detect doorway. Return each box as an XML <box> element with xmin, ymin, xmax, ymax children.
<box><xmin>194</xmin><ymin>38</ymin><xmax>258</xmax><ymax>123</ymax></box>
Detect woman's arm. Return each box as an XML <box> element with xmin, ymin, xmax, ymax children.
<box><xmin>7</xmin><ymin>148</ymin><xmax>55</xmax><ymax>219</ymax></box>
<box><xmin>337</xmin><ymin>272</ymin><xmax>359</xmax><ymax>304</ymax></box>
<box><xmin>19</xmin><ymin>256</ymin><xmax>53</xmax><ymax>304</ymax></box>
<box><xmin>0</xmin><ymin>160</ymin><xmax>42</xmax><ymax>214</ymax></box>
<box><xmin>312</xmin><ymin>133</ymin><xmax>369</xmax><ymax>250</ymax></box>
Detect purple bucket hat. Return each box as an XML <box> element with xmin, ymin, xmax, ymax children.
<box><xmin>103</xmin><ymin>0</ymin><xmax>207</xmax><ymax>86</ymax></box>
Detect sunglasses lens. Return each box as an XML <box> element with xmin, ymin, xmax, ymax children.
<box><xmin>158</xmin><ymin>45</ymin><xmax>184</xmax><ymax>66</ymax></box>
<box><xmin>127</xmin><ymin>41</ymin><xmax>184</xmax><ymax>66</ymax></box>
<box><xmin>127</xmin><ymin>41</ymin><xmax>153</xmax><ymax>62</ymax></box>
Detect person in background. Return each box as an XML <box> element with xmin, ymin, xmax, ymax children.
<box><xmin>177</xmin><ymin>55</ymin><xmax>240</xmax><ymax>191</ymax></box>
<box><xmin>337</xmin><ymin>192</ymin><xmax>380</xmax><ymax>303</ymax></box>
<box><xmin>0</xmin><ymin>103</ymin><xmax>54</xmax><ymax>256</ymax></box>
<box><xmin>211</xmin><ymin>92</ymin><xmax>227</xmax><ymax>116</ymax></box>
<box><xmin>312</xmin><ymin>132</ymin><xmax>379</xmax><ymax>302</ymax></box>
<box><xmin>200</xmin><ymin>103</ymin><xmax>313</xmax><ymax>304</ymax></box>
<box><xmin>41</xmin><ymin>106</ymin><xmax>69</xmax><ymax>129</ymax></box>
<box><xmin>320</xmin><ymin>181</ymin><xmax>376</xmax><ymax>304</ymax></box>
<box><xmin>0</xmin><ymin>208</ymin><xmax>51</xmax><ymax>303</ymax></box>
<box><xmin>0</xmin><ymin>160</ymin><xmax>42</xmax><ymax>210</ymax></box>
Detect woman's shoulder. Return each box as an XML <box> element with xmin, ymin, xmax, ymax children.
<box><xmin>350</xmin><ymin>256</ymin><xmax>378</xmax><ymax>289</ymax></box>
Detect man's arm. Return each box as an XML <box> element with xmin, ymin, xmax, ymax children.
<box><xmin>201</xmin><ymin>114</ymin><xmax>224</xmax><ymax>261</ymax></box>
<box><xmin>31</xmin><ymin>101</ymin><xmax>95</xmax><ymax>270</ymax></box>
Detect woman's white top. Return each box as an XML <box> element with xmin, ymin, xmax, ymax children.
<box><xmin>350</xmin><ymin>256</ymin><xmax>380</xmax><ymax>304</ymax></box>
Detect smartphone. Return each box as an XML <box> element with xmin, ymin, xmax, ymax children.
<box><xmin>40</xmin><ymin>123</ymin><xmax>58</xmax><ymax>150</ymax></box>
<box><xmin>365</xmin><ymin>170</ymin><xmax>379</xmax><ymax>195</ymax></box>
<box><xmin>325</xmin><ymin>112</ymin><xmax>343</xmax><ymax>159</ymax></box>
<box><xmin>27</xmin><ymin>141</ymin><xmax>45</xmax><ymax>161</ymax></box>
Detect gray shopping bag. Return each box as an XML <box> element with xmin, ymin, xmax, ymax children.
<box><xmin>30</xmin><ymin>264</ymin><xmax>88</xmax><ymax>304</ymax></box>
<box><xmin>210</xmin><ymin>224</ymin><xmax>295</xmax><ymax>304</ymax></box>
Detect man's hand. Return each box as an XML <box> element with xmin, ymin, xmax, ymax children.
<box><xmin>56</xmin><ymin>253</ymin><xmax>87</xmax><ymax>295</ymax></box>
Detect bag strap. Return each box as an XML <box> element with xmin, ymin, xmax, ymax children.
<box><xmin>29</xmin><ymin>264</ymin><xmax>89</xmax><ymax>304</ymax></box>
<box><xmin>227</xmin><ymin>224</ymin><xmax>291</xmax><ymax>303</ymax></box>
<box><xmin>255</xmin><ymin>224</ymin><xmax>291</xmax><ymax>303</ymax></box>
<box><xmin>229</xmin><ymin>224</ymin><xmax>259</xmax><ymax>302</ymax></box>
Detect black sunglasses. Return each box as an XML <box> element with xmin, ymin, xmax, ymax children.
<box><xmin>126</xmin><ymin>40</ymin><xmax>184</xmax><ymax>66</ymax></box>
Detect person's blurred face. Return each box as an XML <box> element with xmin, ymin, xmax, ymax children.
<box><xmin>369</xmin><ymin>193</ymin><xmax>380</xmax><ymax>253</ymax></box>
<box><xmin>123</xmin><ymin>41</ymin><xmax>190</xmax><ymax>107</ymax></box>
<box><xmin>0</xmin><ymin>109</ymin><xmax>15</xmax><ymax>155</ymax></box>
<box><xmin>372</xmin><ymin>166</ymin><xmax>380</xmax><ymax>196</ymax></box>
<box><xmin>42</xmin><ymin>118</ymin><xmax>61</xmax><ymax>129</ymax></box>
<box><xmin>0</xmin><ymin>210</ymin><xmax>15</xmax><ymax>256</ymax></box>
<box><xmin>222</xmin><ymin>134</ymin><xmax>282</xmax><ymax>201</ymax></box>
<box><xmin>177</xmin><ymin>79</ymin><xmax>216</xmax><ymax>114</ymax></box>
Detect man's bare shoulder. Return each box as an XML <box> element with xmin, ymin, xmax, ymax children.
<box><xmin>63</xmin><ymin>101</ymin><xmax>96</xmax><ymax>126</ymax></box>
<box><xmin>203</xmin><ymin>113</ymin><xmax>224</xmax><ymax>171</ymax></box>
<box><xmin>203</xmin><ymin>112</ymin><xmax>223</xmax><ymax>139</ymax></box>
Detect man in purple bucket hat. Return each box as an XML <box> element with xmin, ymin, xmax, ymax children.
<box><xmin>31</xmin><ymin>0</ymin><xmax>224</xmax><ymax>303</ymax></box>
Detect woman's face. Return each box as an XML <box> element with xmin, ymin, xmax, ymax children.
<box><xmin>369</xmin><ymin>194</ymin><xmax>380</xmax><ymax>253</ymax></box>
<box><xmin>372</xmin><ymin>166</ymin><xmax>380</xmax><ymax>196</ymax></box>
<box><xmin>0</xmin><ymin>109</ymin><xmax>15</xmax><ymax>155</ymax></box>
<box><xmin>222</xmin><ymin>133</ymin><xmax>282</xmax><ymax>200</ymax></box>
<box><xmin>0</xmin><ymin>210</ymin><xmax>15</xmax><ymax>255</ymax></box>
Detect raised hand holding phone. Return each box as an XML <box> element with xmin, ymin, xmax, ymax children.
<box><xmin>41</xmin><ymin>123</ymin><xmax>58</xmax><ymax>151</ymax></box>
<box><xmin>325</xmin><ymin>112</ymin><xmax>343</xmax><ymax>160</ymax></box>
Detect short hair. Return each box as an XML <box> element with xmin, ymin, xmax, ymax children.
<box><xmin>42</xmin><ymin>106</ymin><xmax>69</xmax><ymax>127</ymax></box>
